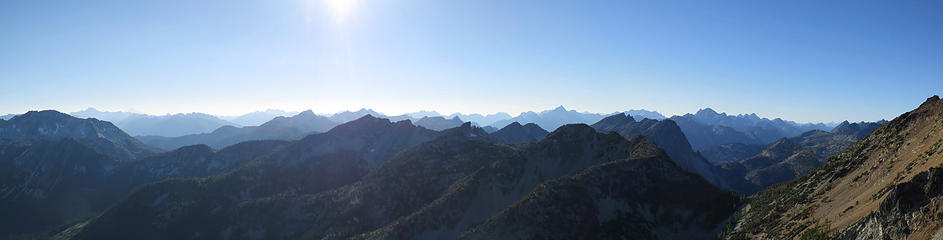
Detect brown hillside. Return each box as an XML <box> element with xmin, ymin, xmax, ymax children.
<box><xmin>728</xmin><ymin>96</ymin><xmax>943</xmax><ymax>239</ymax></box>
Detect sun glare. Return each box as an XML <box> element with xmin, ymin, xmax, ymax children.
<box><xmin>323</xmin><ymin>0</ymin><xmax>359</xmax><ymax>23</ymax></box>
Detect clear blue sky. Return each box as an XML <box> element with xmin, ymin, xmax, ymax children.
<box><xmin>1</xmin><ymin>0</ymin><xmax>940</xmax><ymax>122</ymax></box>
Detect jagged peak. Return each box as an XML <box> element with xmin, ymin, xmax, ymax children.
<box><xmin>919</xmin><ymin>95</ymin><xmax>941</xmax><ymax>109</ymax></box>
<box><xmin>297</xmin><ymin>110</ymin><xmax>316</xmax><ymax>117</ymax></box>
<box><xmin>597</xmin><ymin>113</ymin><xmax>636</xmax><ymax>125</ymax></box>
<box><xmin>552</xmin><ymin>105</ymin><xmax>567</xmax><ymax>112</ymax></box>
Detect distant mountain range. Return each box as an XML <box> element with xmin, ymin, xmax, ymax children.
<box><xmin>137</xmin><ymin>110</ymin><xmax>339</xmax><ymax>150</ymax></box>
<box><xmin>489</xmin><ymin>106</ymin><xmax>607</xmax><ymax>131</ymax></box>
<box><xmin>625</xmin><ymin>109</ymin><xmax>666</xmax><ymax>120</ymax></box>
<box><xmin>71</xmin><ymin>108</ymin><xmax>238</xmax><ymax>137</ymax></box>
<box><xmin>137</xmin><ymin>111</ymin><xmax>475</xmax><ymax>151</ymax></box>
<box><xmin>670</xmin><ymin>108</ymin><xmax>834</xmax><ymax>149</ymax></box>
<box><xmin>218</xmin><ymin>109</ymin><xmax>299</xmax><ymax>126</ymax></box>
<box><xmin>46</xmin><ymin>106</ymin><xmax>850</xmax><ymax>151</ymax></box>
<box><xmin>447</xmin><ymin>112</ymin><xmax>513</xmax><ymax>126</ymax></box>
<box><xmin>118</xmin><ymin>113</ymin><xmax>237</xmax><ymax>137</ymax></box>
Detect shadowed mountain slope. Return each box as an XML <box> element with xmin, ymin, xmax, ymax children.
<box><xmin>490</xmin><ymin>122</ymin><xmax>548</xmax><ymax>143</ymax></box>
<box><xmin>591</xmin><ymin>113</ymin><xmax>727</xmax><ymax>188</ymax></box>
<box><xmin>56</xmin><ymin>123</ymin><xmax>738</xmax><ymax>240</ymax></box>
<box><xmin>0</xmin><ymin>110</ymin><xmax>159</xmax><ymax>160</ymax></box>
<box><xmin>57</xmin><ymin>115</ymin><xmax>440</xmax><ymax>239</ymax></box>
<box><xmin>0</xmin><ymin>138</ymin><xmax>289</xmax><ymax>239</ymax></box>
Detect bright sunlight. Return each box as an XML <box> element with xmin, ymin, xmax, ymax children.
<box><xmin>322</xmin><ymin>0</ymin><xmax>359</xmax><ymax>23</ymax></box>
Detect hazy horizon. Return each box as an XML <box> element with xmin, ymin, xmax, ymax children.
<box><xmin>2</xmin><ymin>104</ymin><xmax>891</xmax><ymax>125</ymax></box>
<box><xmin>3</xmin><ymin>1</ymin><xmax>941</xmax><ymax>123</ymax></box>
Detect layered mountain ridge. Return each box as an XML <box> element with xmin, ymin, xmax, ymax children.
<box><xmin>137</xmin><ymin>110</ymin><xmax>338</xmax><ymax>150</ymax></box>
<box><xmin>53</xmin><ymin>119</ymin><xmax>739</xmax><ymax>240</ymax></box>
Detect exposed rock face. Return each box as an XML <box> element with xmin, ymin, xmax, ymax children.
<box><xmin>490</xmin><ymin>122</ymin><xmax>548</xmax><ymax>143</ymax></box>
<box><xmin>840</xmin><ymin>167</ymin><xmax>943</xmax><ymax>240</ymax></box>
<box><xmin>726</xmin><ymin>96</ymin><xmax>943</xmax><ymax>239</ymax></box>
